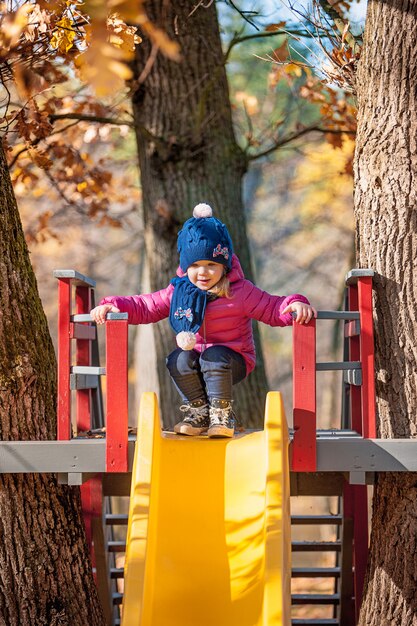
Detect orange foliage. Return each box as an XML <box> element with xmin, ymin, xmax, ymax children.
<box><xmin>0</xmin><ymin>2</ymin><xmax>151</xmax><ymax>241</ymax></box>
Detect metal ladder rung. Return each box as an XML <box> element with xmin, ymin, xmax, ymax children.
<box><xmin>316</xmin><ymin>311</ymin><xmax>359</xmax><ymax>320</ymax></box>
<box><xmin>105</xmin><ymin>513</ymin><xmax>129</xmax><ymax>525</ymax></box>
<box><xmin>71</xmin><ymin>365</ymin><xmax>106</xmax><ymax>376</ymax></box>
<box><xmin>292</xmin><ymin>540</ymin><xmax>341</xmax><ymax>552</ymax></box>
<box><xmin>291</xmin><ymin>617</ymin><xmax>339</xmax><ymax>626</ymax></box>
<box><xmin>70</xmin><ymin>373</ymin><xmax>99</xmax><ymax>390</ymax></box>
<box><xmin>291</xmin><ymin>515</ymin><xmax>342</xmax><ymax>525</ymax></box>
<box><xmin>292</xmin><ymin>567</ymin><xmax>341</xmax><ymax>578</ymax></box>
<box><xmin>110</xmin><ymin>567</ymin><xmax>124</xmax><ymax>579</ymax></box>
<box><xmin>291</xmin><ymin>593</ymin><xmax>340</xmax><ymax>605</ymax></box>
<box><xmin>316</xmin><ymin>361</ymin><xmax>361</xmax><ymax>371</ymax></box>
<box><xmin>112</xmin><ymin>592</ymin><xmax>123</xmax><ymax>605</ymax></box>
<box><xmin>108</xmin><ymin>541</ymin><xmax>126</xmax><ymax>553</ymax></box>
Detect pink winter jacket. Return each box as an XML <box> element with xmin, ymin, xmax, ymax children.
<box><xmin>100</xmin><ymin>255</ymin><xmax>309</xmax><ymax>376</ymax></box>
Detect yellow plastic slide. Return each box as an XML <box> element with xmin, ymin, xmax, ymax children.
<box><xmin>122</xmin><ymin>391</ymin><xmax>291</xmax><ymax>626</ymax></box>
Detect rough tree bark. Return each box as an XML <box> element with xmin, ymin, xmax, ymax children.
<box><xmin>131</xmin><ymin>0</ymin><xmax>269</xmax><ymax>427</ymax></box>
<box><xmin>0</xmin><ymin>144</ymin><xmax>105</xmax><ymax>626</ymax></box>
<box><xmin>354</xmin><ymin>2</ymin><xmax>417</xmax><ymax>624</ymax></box>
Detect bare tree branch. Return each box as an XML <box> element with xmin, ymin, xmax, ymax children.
<box><xmin>225</xmin><ymin>0</ymin><xmax>260</xmax><ymax>30</ymax></box>
<box><xmin>247</xmin><ymin>125</ymin><xmax>355</xmax><ymax>161</ymax></box>
<box><xmin>223</xmin><ymin>28</ymin><xmax>317</xmax><ymax>63</ymax></box>
<box><xmin>49</xmin><ymin>113</ymin><xmax>133</xmax><ymax>126</ymax></box>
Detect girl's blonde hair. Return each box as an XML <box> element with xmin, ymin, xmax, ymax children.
<box><xmin>210</xmin><ymin>273</ymin><xmax>232</xmax><ymax>298</ymax></box>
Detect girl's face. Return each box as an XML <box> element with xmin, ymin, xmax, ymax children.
<box><xmin>187</xmin><ymin>260</ymin><xmax>224</xmax><ymax>290</ymax></box>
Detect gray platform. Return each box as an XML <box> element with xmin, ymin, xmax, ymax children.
<box><xmin>0</xmin><ymin>431</ymin><xmax>416</xmax><ymax>483</ymax></box>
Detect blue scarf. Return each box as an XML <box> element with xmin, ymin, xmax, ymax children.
<box><xmin>169</xmin><ymin>276</ymin><xmax>208</xmax><ymax>336</ymax></box>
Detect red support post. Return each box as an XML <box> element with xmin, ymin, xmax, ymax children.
<box><xmin>76</xmin><ymin>285</ymin><xmax>92</xmax><ymax>433</ymax></box>
<box><xmin>345</xmin><ymin>270</ymin><xmax>373</xmax><ymax>619</ymax></box>
<box><xmin>348</xmin><ymin>285</ymin><xmax>362</xmax><ymax>434</ymax></box>
<box><xmin>57</xmin><ymin>279</ymin><xmax>72</xmax><ymax>440</ymax></box>
<box><xmin>344</xmin><ymin>482</ymin><xmax>369</xmax><ymax>621</ymax></box>
<box><xmin>105</xmin><ymin>318</ymin><xmax>128</xmax><ymax>472</ymax></box>
<box><xmin>292</xmin><ymin>319</ymin><xmax>317</xmax><ymax>471</ymax></box>
<box><xmin>358</xmin><ymin>277</ymin><xmax>376</xmax><ymax>438</ymax></box>
<box><xmin>80</xmin><ymin>476</ymin><xmax>103</xmax><ymax>578</ymax></box>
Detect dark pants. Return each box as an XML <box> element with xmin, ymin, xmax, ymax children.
<box><xmin>166</xmin><ymin>346</ymin><xmax>247</xmax><ymax>403</ymax></box>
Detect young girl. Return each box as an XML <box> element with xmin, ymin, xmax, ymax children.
<box><xmin>90</xmin><ymin>204</ymin><xmax>316</xmax><ymax>438</ymax></box>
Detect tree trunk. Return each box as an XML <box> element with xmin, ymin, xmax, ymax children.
<box><xmin>354</xmin><ymin>2</ymin><xmax>417</xmax><ymax>623</ymax></box>
<box><xmin>131</xmin><ymin>0</ymin><xmax>268</xmax><ymax>427</ymax></box>
<box><xmin>0</xmin><ymin>144</ymin><xmax>105</xmax><ymax>626</ymax></box>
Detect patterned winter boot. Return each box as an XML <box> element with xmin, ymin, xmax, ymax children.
<box><xmin>174</xmin><ymin>399</ymin><xmax>210</xmax><ymax>436</ymax></box>
<box><xmin>207</xmin><ymin>398</ymin><xmax>235</xmax><ymax>438</ymax></box>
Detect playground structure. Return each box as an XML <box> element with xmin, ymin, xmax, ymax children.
<box><xmin>1</xmin><ymin>268</ymin><xmax>417</xmax><ymax>625</ymax></box>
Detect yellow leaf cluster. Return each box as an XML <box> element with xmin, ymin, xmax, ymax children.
<box><xmin>75</xmin><ymin>27</ymin><xmax>134</xmax><ymax>96</ymax></box>
<box><xmin>269</xmin><ymin>57</ymin><xmax>307</xmax><ymax>88</ymax></box>
<box><xmin>107</xmin><ymin>14</ymin><xmax>142</xmax><ymax>52</ymax></box>
<box><xmin>50</xmin><ymin>16</ymin><xmax>76</xmax><ymax>53</ymax></box>
<box><xmin>2</xmin><ymin>0</ymin><xmax>180</xmax><ymax>102</ymax></box>
<box><xmin>284</xmin><ymin>63</ymin><xmax>303</xmax><ymax>77</ymax></box>
<box><xmin>84</xmin><ymin>0</ymin><xmax>180</xmax><ymax>61</ymax></box>
<box><xmin>294</xmin><ymin>139</ymin><xmax>355</xmax><ymax>222</ymax></box>
<box><xmin>137</xmin><ymin>20</ymin><xmax>180</xmax><ymax>61</ymax></box>
<box><xmin>73</xmin><ymin>2</ymin><xmax>147</xmax><ymax>95</ymax></box>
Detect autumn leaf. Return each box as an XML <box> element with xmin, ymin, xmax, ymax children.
<box><xmin>24</xmin><ymin>5</ymin><xmax>50</xmax><ymax>43</ymax></box>
<box><xmin>107</xmin><ymin>14</ymin><xmax>142</xmax><ymax>52</ymax></box>
<box><xmin>284</xmin><ymin>63</ymin><xmax>303</xmax><ymax>77</ymax></box>
<box><xmin>38</xmin><ymin>210</ymin><xmax>53</xmax><ymax>230</ymax></box>
<box><xmin>50</xmin><ymin>16</ymin><xmax>76</xmax><ymax>53</ymax></box>
<box><xmin>0</xmin><ymin>4</ymin><xmax>34</xmax><ymax>50</ymax></box>
<box><xmin>140</xmin><ymin>20</ymin><xmax>180</xmax><ymax>60</ymax></box>
<box><xmin>341</xmin><ymin>21</ymin><xmax>350</xmax><ymax>43</ymax></box>
<box><xmin>85</xmin><ymin>0</ymin><xmax>180</xmax><ymax>60</ymax></box>
<box><xmin>75</xmin><ymin>37</ymin><xmax>134</xmax><ymax>95</ymax></box>
<box><xmin>28</xmin><ymin>146</ymin><xmax>53</xmax><ymax>169</ymax></box>
<box><xmin>265</xmin><ymin>22</ymin><xmax>286</xmax><ymax>32</ymax></box>
<box><xmin>273</xmin><ymin>39</ymin><xmax>289</xmax><ymax>63</ymax></box>
<box><xmin>325</xmin><ymin>132</ymin><xmax>343</xmax><ymax>149</ymax></box>
<box><xmin>73</xmin><ymin>10</ymin><xmax>144</xmax><ymax>96</ymax></box>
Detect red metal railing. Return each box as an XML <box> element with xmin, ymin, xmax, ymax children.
<box><xmin>292</xmin><ymin>269</ymin><xmax>376</xmax><ymax>471</ymax></box>
<box><xmin>347</xmin><ymin>273</ymin><xmax>376</xmax><ymax>438</ymax></box>
<box><xmin>54</xmin><ymin>270</ymin><xmax>128</xmax><ymax>473</ymax></box>
<box><xmin>292</xmin><ymin>316</ymin><xmax>317</xmax><ymax>471</ymax></box>
<box><xmin>291</xmin><ymin>268</ymin><xmax>375</xmax><ymax>620</ymax></box>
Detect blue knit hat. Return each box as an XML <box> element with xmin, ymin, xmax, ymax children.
<box><xmin>177</xmin><ymin>204</ymin><xmax>233</xmax><ymax>272</ymax></box>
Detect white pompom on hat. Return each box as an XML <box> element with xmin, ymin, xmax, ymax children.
<box><xmin>193</xmin><ymin>203</ymin><xmax>213</xmax><ymax>218</ymax></box>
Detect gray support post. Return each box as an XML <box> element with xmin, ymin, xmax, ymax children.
<box><xmin>92</xmin><ymin>515</ymin><xmax>113</xmax><ymax>625</ymax></box>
